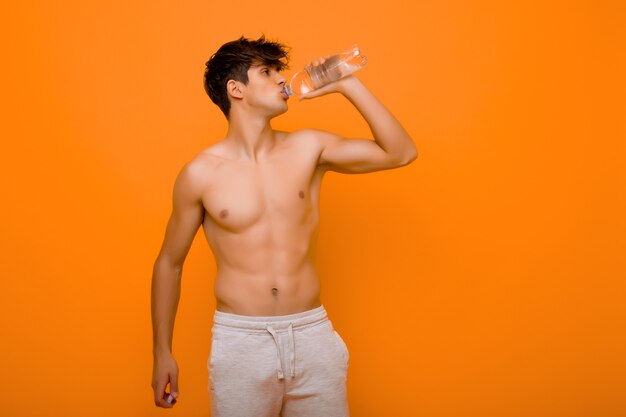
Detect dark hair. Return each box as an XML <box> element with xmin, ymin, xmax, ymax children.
<box><xmin>203</xmin><ymin>35</ymin><xmax>291</xmax><ymax>120</ymax></box>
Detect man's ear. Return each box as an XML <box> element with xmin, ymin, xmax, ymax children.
<box><xmin>227</xmin><ymin>79</ymin><xmax>244</xmax><ymax>99</ymax></box>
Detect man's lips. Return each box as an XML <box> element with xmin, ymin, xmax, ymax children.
<box><xmin>280</xmin><ymin>91</ymin><xmax>289</xmax><ymax>100</ymax></box>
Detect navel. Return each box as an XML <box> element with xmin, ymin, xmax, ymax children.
<box><xmin>271</xmin><ymin>287</ymin><xmax>279</xmax><ymax>296</ymax></box>
<box><xmin>298</xmin><ymin>190</ymin><xmax>305</xmax><ymax>199</ymax></box>
<box><xmin>219</xmin><ymin>209</ymin><xmax>229</xmax><ymax>218</ymax></box>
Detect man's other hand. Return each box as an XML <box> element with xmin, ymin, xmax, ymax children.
<box><xmin>152</xmin><ymin>352</ymin><xmax>180</xmax><ymax>408</ymax></box>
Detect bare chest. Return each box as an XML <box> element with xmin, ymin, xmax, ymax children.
<box><xmin>201</xmin><ymin>152</ymin><xmax>321</xmax><ymax>233</ymax></box>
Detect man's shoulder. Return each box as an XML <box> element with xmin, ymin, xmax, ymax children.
<box><xmin>285</xmin><ymin>128</ymin><xmax>339</xmax><ymax>153</ymax></box>
<box><xmin>288</xmin><ymin>128</ymin><xmax>323</xmax><ymax>140</ymax></box>
<box><xmin>288</xmin><ymin>128</ymin><xmax>340</xmax><ymax>145</ymax></box>
<box><xmin>175</xmin><ymin>147</ymin><xmax>222</xmax><ymax>192</ymax></box>
<box><xmin>195</xmin><ymin>139</ymin><xmax>231</xmax><ymax>162</ymax></box>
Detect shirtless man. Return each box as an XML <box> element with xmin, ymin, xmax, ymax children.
<box><xmin>151</xmin><ymin>35</ymin><xmax>417</xmax><ymax>416</ymax></box>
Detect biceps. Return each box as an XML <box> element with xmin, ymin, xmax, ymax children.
<box><xmin>319</xmin><ymin>137</ymin><xmax>401</xmax><ymax>174</ymax></box>
<box><xmin>157</xmin><ymin>200</ymin><xmax>205</xmax><ymax>268</ymax></box>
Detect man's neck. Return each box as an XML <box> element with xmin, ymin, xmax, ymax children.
<box><xmin>225</xmin><ymin>112</ymin><xmax>277</xmax><ymax>163</ymax></box>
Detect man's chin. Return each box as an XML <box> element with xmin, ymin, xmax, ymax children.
<box><xmin>272</xmin><ymin>106</ymin><xmax>289</xmax><ymax>117</ymax></box>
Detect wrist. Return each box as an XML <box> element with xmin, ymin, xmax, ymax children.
<box><xmin>153</xmin><ymin>345</ymin><xmax>172</xmax><ymax>358</ymax></box>
<box><xmin>338</xmin><ymin>75</ymin><xmax>363</xmax><ymax>96</ymax></box>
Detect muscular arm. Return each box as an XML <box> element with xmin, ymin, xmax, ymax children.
<box><xmin>304</xmin><ymin>75</ymin><xmax>418</xmax><ymax>174</ymax></box>
<box><xmin>151</xmin><ymin>160</ymin><xmax>207</xmax><ymax>356</ymax></box>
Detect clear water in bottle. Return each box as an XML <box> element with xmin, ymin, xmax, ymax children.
<box><xmin>283</xmin><ymin>45</ymin><xmax>367</xmax><ymax>98</ymax></box>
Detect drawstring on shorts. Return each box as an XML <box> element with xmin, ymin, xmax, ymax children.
<box><xmin>266</xmin><ymin>322</ymin><xmax>296</xmax><ymax>380</ymax></box>
<box><xmin>213</xmin><ymin>304</ymin><xmax>327</xmax><ymax>382</ymax></box>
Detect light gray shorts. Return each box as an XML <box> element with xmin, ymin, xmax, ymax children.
<box><xmin>208</xmin><ymin>304</ymin><xmax>350</xmax><ymax>417</ymax></box>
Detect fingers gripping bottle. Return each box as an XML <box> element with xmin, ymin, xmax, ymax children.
<box><xmin>283</xmin><ymin>44</ymin><xmax>367</xmax><ymax>98</ymax></box>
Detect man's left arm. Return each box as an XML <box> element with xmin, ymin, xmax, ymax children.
<box><xmin>300</xmin><ymin>73</ymin><xmax>418</xmax><ymax>173</ymax></box>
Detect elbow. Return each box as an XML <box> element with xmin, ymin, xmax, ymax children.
<box><xmin>403</xmin><ymin>138</ymin><xmax>419</xmax><ymax>163</ymax></box>
<box><xmin>399</xmin><ymin>147</ymin><xmax>419</xmax><ymax>166</ymax></box>
<box><xmin>408</xmin><ymin>148</ymin><xmax>419</xmax><ymax>162</ymax></box>
<box><xmin>154</xmin><ymin>256</ymin><xmax>184</xmax><ymax>276</ymax></box>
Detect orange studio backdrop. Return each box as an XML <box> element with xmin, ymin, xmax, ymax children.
<box><xmin>1</xmin><ymin>1</ymin><xmax>625</xmax><ymax>416</ymax></box>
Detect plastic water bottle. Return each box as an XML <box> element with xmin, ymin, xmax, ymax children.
<box><xmin>283</xmin><ymin>45</ymin><xmax>367</xmax><ymax>98</ymax></box>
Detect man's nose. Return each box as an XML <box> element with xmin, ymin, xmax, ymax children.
<box><xmin>276</xmin><ymin>74</ymin><xmax>286</xmax><ymax>86</ymax></box>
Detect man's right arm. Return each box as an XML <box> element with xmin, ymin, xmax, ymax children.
<box><xmin>151</xmin><ymin>160</ymin><xmax>209</xmax><ymax>407</ymax></box>
<box><xmin>151</xmin><ymin>160</ymin><xmax>208</xmax><ymax>357</ymax></box>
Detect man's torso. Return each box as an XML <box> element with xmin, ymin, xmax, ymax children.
<box><xmin>194</xmin><ymin>130</ymin><xmax>327</xmax><ymax>316</ymax></box>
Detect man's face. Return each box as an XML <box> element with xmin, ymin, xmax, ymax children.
<box><xmin>239</xmin><ymin>62</ymin><xmax>289</xmax><ymax>117</ymax></box>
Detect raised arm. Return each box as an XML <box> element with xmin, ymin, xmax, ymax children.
<box><xmin>300</xmin><ymin>71</ymin><xmax>418</xmax><ymax>174</ymax></box>
<box><xmin>151</xmin><ymin>159</ymin><xmax>208</xmax><ymax>408</ymax></box>
<box><xmin>312</xmin><ymin>127</ymin><xmax>414</xmax><ymax>174</ymax></box>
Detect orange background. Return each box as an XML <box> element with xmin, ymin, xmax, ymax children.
<box><xmin>1</xmin><ymin>1</ymin><xmax>625</xmax><ymax>416</ymax></box>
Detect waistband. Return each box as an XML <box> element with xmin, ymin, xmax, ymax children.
<box><xmin>213</xmin><ymin>304</ymin><xmax>328</xmax><ymax>334</ymax></box>
<box><xmin>213</xmin><ymin>304</ymin><xmax>328</xmax><ymax>380</ymax></box>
